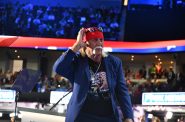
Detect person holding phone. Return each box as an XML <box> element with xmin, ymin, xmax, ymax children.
<box><xmin>53</xmin><ymin>27</ymin><xmax>133</xmax><ymax>122</ymax></box>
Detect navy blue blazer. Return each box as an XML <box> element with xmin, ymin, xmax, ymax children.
<box><xmin>53</xmin><ymin>49</ymin><xmax>133</xmax><ymax>122</ymax></box>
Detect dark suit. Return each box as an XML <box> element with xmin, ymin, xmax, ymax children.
<box><xmin>53</xmin><ymin>49</ymin><xmax>133</xmax><ymax>122</ymax></box>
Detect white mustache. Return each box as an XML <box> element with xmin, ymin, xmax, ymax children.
<box><xmin>93</xmin><ymin>46</ymin><xmax>103</xmax><ymax>54</ymax></box>
<box><xmin>94</xmin><ymin>46</ymin><xmax>103</xmax><ymax>50</ymax></box>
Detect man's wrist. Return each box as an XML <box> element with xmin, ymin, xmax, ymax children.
<box><xmin>71</xmin><ymin>43</ymin><xmax>81</xmax><ymax>52</ymax></box>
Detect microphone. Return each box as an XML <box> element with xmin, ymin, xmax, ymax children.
<box><xmin>49</xmin><ymin>88</ymin><xmax>72</xmax><ymax>111</ymax></box>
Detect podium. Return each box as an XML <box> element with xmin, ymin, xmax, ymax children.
<box><xmin>18</xmin><ymin>107</ymin><xmax>65</xmax><ymax>122</ymax></box>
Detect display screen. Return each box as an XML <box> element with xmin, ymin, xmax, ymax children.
<box><xmin>0</xmin><ymin>89</ymin><xmax>16</xmax><ymax>102</ymax></box>
<box><xmin>50</xmin><ymin>91</ymin><xmax>72</xmax><ymax>105</ymax></box>
<box><xmin>142</xmin><ymin>92</ymin><xmax>185</xmax><ymax>105</ymax></box>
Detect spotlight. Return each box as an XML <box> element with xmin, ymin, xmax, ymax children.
<box><xmin>147</xmin><ymin>113</ymin><xmax>153</xmax><ymax>119</ymax></box>
<box><xmin>165</xmin><ymin>111</ymin><xmax>173</xmax><ymax>119</ymax></box>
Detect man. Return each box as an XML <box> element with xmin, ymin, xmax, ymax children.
<box><xmin>53</xmin><ymin>27</ymin><xmax>133</xmax><ymax>122</ymax></box>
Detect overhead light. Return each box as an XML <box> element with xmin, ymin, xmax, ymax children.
<box><xmin>9</xmin><ymin>113</ymin><xmax>16</xmax><ymax>117</ymax></box>
<box><xmin>9</xmin><ymin>113</ymin><xmax>22</xmax><ymax>118</ymax></box>
<box><xmin>167</xmin><ymin>45</ymin><xmax>176</xmax><ymax>51</ymax></box>
<box><xmin>48</xmin><ymin>46</ymin><xmax>57</xmax><ymax>50</ymax></box>
<box><xmin>148</xmin><ymin>113</ymin><xmax>153</xmax><ymax>119</ymax></box>
<box><xmin>123</xmin><ymin>0</ymin><xmax>128</xmax><ymax>6</ymax></box>
<box><xmin>103</xmin><ymin>47</ymin><xmax>112</xmax><ymax>52</ymax></box>
<box><xmin>18</xmin><ymin>113</ymin><xmax>22</xmax><ymax>118</ymax></box>
<box><xmin>166</xmin><ymin>111</ymin><xmax>173</xmax><ymax>119</ymax></box>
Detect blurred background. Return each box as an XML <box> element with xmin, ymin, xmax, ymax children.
<box><xmin>0</xmin><ymin>0</ymin><xmax>185</xmax><ymax>122</ymax></box>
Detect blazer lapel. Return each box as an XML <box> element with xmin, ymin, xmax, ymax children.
<box><xmin>103</xmin><ymin>57</ymin><xmax>113</xmax><ymax>90</ymax></box>
<box><xmin>84</xmin><ymin>57</ymin><xmax>91</xmax><ymax>83</ymax></box>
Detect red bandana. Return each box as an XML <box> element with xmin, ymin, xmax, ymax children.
<box><xmin>83</xmin><ymin>27</ymin><xmax>104</xmax><ymax>42</ymax></box>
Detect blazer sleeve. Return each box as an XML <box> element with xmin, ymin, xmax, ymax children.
<box><xmin>53</xmin><ymin>49</ymin><xmax>76</xmax><ymax>84</ymax></box>
<box><xmin>115</xmin><ymin>59</ymin><xmax>133</xmax><ymax>120</ymax></box>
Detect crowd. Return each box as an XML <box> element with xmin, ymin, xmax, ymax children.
<box><xmin>0</xmin><ymin>2</ymin><xmax>121</xmax><ymax>40</ymax></box>
<box><xmin>124</xmin><ymin>63</ymin><xmax>185</xmax><ymax>104</ymax></box>
<box><xmin>0</xmin><ymin>69</ymin><xmax>71</xmax><ymax>92</ymax></box>
<box><xmin>0</xmin><ymin>64</ymin><xmax>184</xmax><ymax>105</ymax></box>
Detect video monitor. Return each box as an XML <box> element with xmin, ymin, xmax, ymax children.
<box><xmin>142</xmin><ymin>92</ymin><xmax>185</xmax><ymax>105</ymax></box>
<box><xmin>0</xmin><ymin>89</ymin><xmax>16</xmax><ymax>102</ymax></box>
<box><xmin>50</xmin><ymin>91</ymin><xmax>72</xmax><ymax>105</ymax></box>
